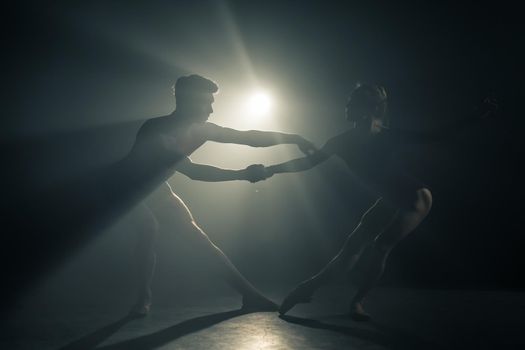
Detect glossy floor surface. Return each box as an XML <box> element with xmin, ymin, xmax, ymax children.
<box><xmin>2</xmin><ymin>285</ymin><xmax>525</xmax><ymax>349</ymax></box>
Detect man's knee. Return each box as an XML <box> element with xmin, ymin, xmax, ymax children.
<box><xmin>135</xmin><ymin>208</ymin><xmax>159</xmax><ymax>242</ymax></box>
<box><xmin>134</xmin><ymin>216</ymin><xmax>158</xmax><ymax>258</ymax></box>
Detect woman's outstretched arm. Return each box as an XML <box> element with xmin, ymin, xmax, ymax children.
<box><xmin>266</xmin><ymin>136</ymin><xmax>340</xmax><ymax>175</ymax></box>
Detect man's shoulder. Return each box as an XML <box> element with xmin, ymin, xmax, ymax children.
<box><xmin>190</xmin><ymin>122</ymin><xmax>224</xmax><ymax>137</ymax></box>
<box><xmin>138</xmin><ymin>114</ymin><xmax>174</xmax><ymax>134</ymax></box>
<box><xmin>199</xmin><ymin>121</ymin><xmax>223</xmax><ymax>131</ymax></box>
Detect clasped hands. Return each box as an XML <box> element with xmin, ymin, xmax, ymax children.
<box><xmin>242</xmin><ymin>136</ymin><xmax>317</xmax><ymax>183</ymax></box>
<box><xmin>242</xmin><ymin>164</ymin><xmax>274</xmax><ymax>183</ymax></box>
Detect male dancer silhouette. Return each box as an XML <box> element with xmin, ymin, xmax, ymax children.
<box><xmin>266</xmin><ymin>84</ymin><xmax>496</xmax><ymax>320</ymax></box>
<box><xmin>122</xmin><ymin>74</ymin><xmax>315</xmax><ymax>315</ymax></box>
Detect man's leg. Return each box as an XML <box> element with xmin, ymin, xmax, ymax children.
<box><xmin>160</xmin><ymin>183</ymin><xmax>277</xmax><ymax>311</ymax></box>
<box><xmin>348</xmin><ymin>188</ymin><xmax>433</xmax><ymax>321</ymax></box>
<box><xmin>280</xmin><ymin>198</ymin><xmax>396</xmax><ymax>314</ymax></box>
<box><xmin>130</xmin><ymin>203</ymin><xmax>159</xmax><ymax>316</ymax></box>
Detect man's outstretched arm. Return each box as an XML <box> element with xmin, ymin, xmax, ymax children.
<box><xmin>196</xmin><ymin>123</ymin><xmax>316</xmax><ymax>154</ymax></box>
<box><xmin>175</xmin><ymin>157</ymin><xmax>266</xmax><ymax>182</ymax></box>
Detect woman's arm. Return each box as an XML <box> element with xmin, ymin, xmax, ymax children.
<box><xmin>266</xmin><ymin>138</ymin><xmax>338</xmax><ymax>175</ymax></box>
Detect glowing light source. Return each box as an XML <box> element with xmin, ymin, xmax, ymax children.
<box><xmin>246</xmin><ymin>91</ymin><xmax>272</xmax><ymax>118</ymax></box>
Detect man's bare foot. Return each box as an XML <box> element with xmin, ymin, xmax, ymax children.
<box><xmin>348</xmin><ymin>301</ymin><xmax>371</xmax><ymax>321</ymax></box>
<box><xmin>129</xmin><ymin>289</ymin><xmax>152</xmax><ymax>317</ymax></box>
<box><xmin>129</xmin><ymin>301</ymin><xmax>151</xmax><ymax>317</ymax></box>
<box><xmin>279</xmin><ymin>281</ymin><xmax>315</xmax><ymax>315</ymax></box>
<box><xmin>242</xmin><ymin>293</ymin><xmax>278</xmax><ymax>312</ymax></box>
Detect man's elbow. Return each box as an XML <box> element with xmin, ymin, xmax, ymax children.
<box><xmin>246</xmin><ymin>141</ymin><xmax>264</xmax><ymax>148</ymax></box>
<box><xmin>246</xmin><ymin>130</ymin><xmax>277</xmax><ymax>147</ymax></box>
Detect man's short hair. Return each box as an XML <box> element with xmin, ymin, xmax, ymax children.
<box><xmin>174</xmin><ymin>74</ymin><xmax>219</xmax><ymax>100</ymax></box>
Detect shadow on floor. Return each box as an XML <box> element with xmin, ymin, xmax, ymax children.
<box><xmin>58</xmin><ymin>314</ymin><xmax>138</xmax><ymax>350</ymax></box>
<box><xmin>280</xmin><ymin>314</ymin><xmax>443</xmax><ymax>350</ymax></box>
<box><xmin>85</xmin><ymin>309</ymin><xmax>247</xmax><ymax>350</ymax></box>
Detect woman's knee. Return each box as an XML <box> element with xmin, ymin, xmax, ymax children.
<box><xmin>414</xmin><ymin>188</ymin><xmax>432</xmax><ymax>215</ymax></box>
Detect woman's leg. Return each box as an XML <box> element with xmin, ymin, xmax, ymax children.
<box><xmin>349</xmin><ymin>188</ymin><xmax>433</xmax><ymax>320</ymax></box>
<box><xmin>280</xmin><ymin>198</ymin><xmax>397</xmax><ymax>314</ymax></box>
<box><xmin>159</xmin><ymin>183</ymin><xmax>277</xmax><ymax>310</ymax></box>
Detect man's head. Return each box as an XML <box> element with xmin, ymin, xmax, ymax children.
<box><xmin>346</xmin><ymin>83</ymin><xmax>388</xmax><ymax>132</ymax></box>
<box><xmin>174</xmin><ymin>74</ymin><xmax>219</xmax><ymax>122</ymax></box>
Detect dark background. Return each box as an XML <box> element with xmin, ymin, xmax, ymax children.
<box><xmin>1</xmin><ymin>0</ymin><xmax>523</xmax><ymax>311</ymax></box>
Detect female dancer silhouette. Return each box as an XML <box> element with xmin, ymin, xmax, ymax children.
<box><xmin>267</xmin><ymin>84</ymin><xmax>496</xmax><ymax>320</ymax></box>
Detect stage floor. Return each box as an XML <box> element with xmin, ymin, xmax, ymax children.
<box><xmin>2</xmin><ymin>286</ymin><xmax>525</xmax><ymax>349</ymax></box>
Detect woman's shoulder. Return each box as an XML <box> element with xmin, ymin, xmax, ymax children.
<box><xmin>323</xmin><ymin>129</ymin><xmax>356</xmax><ymax>152</ymax></box>
<box><xmin>330</xmin><ymin>129</ymin><xmax>357</xmax><ymax>144</ymax></box>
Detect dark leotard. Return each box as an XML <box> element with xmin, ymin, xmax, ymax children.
<box><xmin>324</xmin><ymin>129</ymin><xmax>427</xmax><ymax>209</ymax></box>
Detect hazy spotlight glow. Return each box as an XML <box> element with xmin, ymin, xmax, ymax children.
<box><xmin>246</xmin><ymin>92</ymin><xmax>272</xmax><ymax>118</ymax></box>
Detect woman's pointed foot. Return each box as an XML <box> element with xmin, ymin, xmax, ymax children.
<box><xmin>279</xmin><ymin>282</ymin><xmax>315</xmax><ymax>315</ymax></box>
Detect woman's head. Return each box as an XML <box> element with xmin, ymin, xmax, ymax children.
<box><xmin>346</xmin><ymin>83</ymin><xmax>388</xmax><ymax>131</ymax></box>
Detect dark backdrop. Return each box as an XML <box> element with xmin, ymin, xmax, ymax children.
<box><xmin>1</xmin><ymin>0</ymin><xmax>523</xmax><ymax>309</ymax></box>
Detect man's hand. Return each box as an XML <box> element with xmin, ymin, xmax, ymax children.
<box><xmin>244</xmin><ymin>164</ymin><xmax>272</xmax><ymax>183</ymax></box>
<box><xmin>295</xmin><ymin>136</ymin><xmax>317</xmax><ymax>156</ymax></box>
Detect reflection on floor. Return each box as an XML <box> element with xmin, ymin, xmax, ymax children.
<box><xmin>2</xmin><ymin>286</ymin><xmax>525</xmax><ymax>349</ymax></box>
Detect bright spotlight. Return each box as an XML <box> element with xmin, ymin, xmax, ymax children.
<box><xmin>247</xmin><ymin>92</ymin><xmax>272</xmax><ymax>117</ymax></box>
